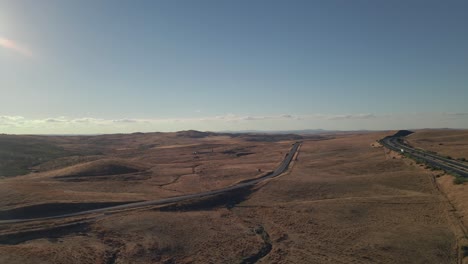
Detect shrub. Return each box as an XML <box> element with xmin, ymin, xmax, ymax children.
<box><xmin>462</xmin><ymin>245</ymin><xmax>468</xmax><ymax>258</ymax></box>
<box><xmin>453</xmin><ymin>175</ymin><xmax>468</xmax><ymax>185</ymax></box>
<box><xmin>423</xmin><ymin>163</ymin><xmax>438</xmax><ymax>171</ymax></box>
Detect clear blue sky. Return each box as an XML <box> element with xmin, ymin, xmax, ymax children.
<box><xmin>1</xmin><ymin>0</ymin><xmax>467</xmax><ymax>133</ymax></box>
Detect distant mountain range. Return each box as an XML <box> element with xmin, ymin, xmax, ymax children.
<box><xmin>219</xmin><ymin>129</ymin><xmax>373</xmax><ymax>135</ymax></box>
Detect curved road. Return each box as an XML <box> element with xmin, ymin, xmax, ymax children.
<box><xmin>380</xmin><ymin>136</ymin><xmax>468</xmax><ymax>178</ymax></box>
<box><xmin>0</xmin><ymin>142</ymin><xmax>301</xmax><ymax>225</ymax></box>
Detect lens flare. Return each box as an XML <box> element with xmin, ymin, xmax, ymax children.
<box><xmin>0</xmin><ymin>37</ymin><xmax>32</xmax><ymax>57</ymax></box>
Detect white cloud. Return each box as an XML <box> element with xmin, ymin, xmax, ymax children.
<box><xmin>204</xmin><ymin>114</ymin><xmax>300</xmax><ymax>122</ymax></box>
<box><xmin>324</xmin><ymin>113</ymin><xmax>376</xmax><ymax>120</ymax></box>
<box><xmin>72</xmin><ymin>118</ymin><xmax>98</xmax><ymax>124</ymax></box>
<box><xmin>44</xmin><ymin>117</ymin><xmax>68</xmax><ymax>123</ymax></box>
<box><xmin>0</xmin><ymin>112</ymin><xmax>467</xmax><ymax>134</ymax></box>
<box><xmin>442</xmin><ymin>112</ymin><xmax>468</xmax><ymax>118</ymax></box>
<box><xmin>112</xmin><ymin>118</ymin><xmax>139</xmax><ymax>123</ymax></box>
<box><xmin>0</xmin><ymin>115</ymin><xmax>25</xmax><ymax>126</ymax></box>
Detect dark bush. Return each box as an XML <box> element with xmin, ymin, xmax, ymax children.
<box><xmin>453</xmin><ymin>175</ymin><xmax>468</xmax><ymax>185</ymax></box>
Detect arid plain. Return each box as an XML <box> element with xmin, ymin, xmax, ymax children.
<box><xmin>0</xmin><ymin>130</ymin><xmax>467</xmax><ymax>263</ymax></box>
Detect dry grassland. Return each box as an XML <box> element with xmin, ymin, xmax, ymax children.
<box><xmin>0</xmin><ymin>131</ymin><xmax>465</xmax><ymax>263</ymax></box>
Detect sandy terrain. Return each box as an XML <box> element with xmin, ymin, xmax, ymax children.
<box><xmin>233</xmin><ymin>132</ymin><xmax>460</xmax><ymax>263</ymax></box>
<box><xmin>0</xmin><ymin>131</ymin><xmax>465</xmax><ymax>263</ymax></box>
<box><xmin>406</xmin><ymin>129</ymin><xmax>468</xmax><ymax>161</ymax></box>
<box><xmin>405</xmin><ymin>129</ymin><xmax>468</xmax><ymax>263</ymax></box>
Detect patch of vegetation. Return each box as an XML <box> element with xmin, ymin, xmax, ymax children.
<box><xmin>0</xmin><ymin>222</ymin><xmax>89</xmax><ymax>245</ymax></box>
<box><xmin>0</xmin><ymin>136</ymin><xmax>70</xmax><ymax>177</ymax></box>
<box><xmin>461</xmin><ymin>245</ymin><xmax>468</xmax><ymax>258</ymax></box>
<box><xmin>424</xmin><ymin>162</ymin><xmax>440</xmax><ymax>171</ymax></box>
<box><xmin>458</xmin><ymin>157</ymin><xmax>467</xmax><ymax>162</ymax></box>
<box><xmin>453</xmin><ymin>174</ymin><xmax>468</xmax><ymax>185</ymax></box>
<box><xmin>241</xmin><ymin>225</ymin><xmax>272</xmax><ymax>264</ymax></box>
<box><xmin>446</xmin><ymin>155</ymin><xmax>452</xmax><ymax>160</ymax></box>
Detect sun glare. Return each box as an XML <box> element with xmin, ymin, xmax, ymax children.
<box><xmin>0</xmin><ymin>36</ymin><xmax>32</xmax><ymax>57</ymax></box>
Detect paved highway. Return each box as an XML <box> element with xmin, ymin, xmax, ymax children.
<box><xmin>380</xmin><ymin>136</ymin><xmax>468</xmax><ymax>178</ymax></box>
<box><xmin>0</xmin><ymin>142</ymin><xmax>301</xmax><ymax>224</ymax></box>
